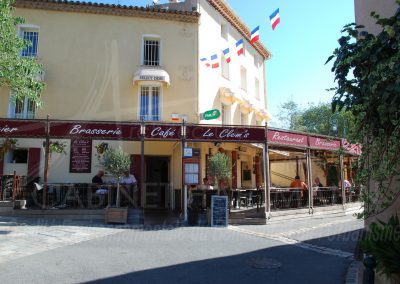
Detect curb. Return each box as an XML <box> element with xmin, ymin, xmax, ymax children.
<box><xmin>346</xmin><ymin>260</ymin><xmax>363</xmax><ymax>284</ymax></box>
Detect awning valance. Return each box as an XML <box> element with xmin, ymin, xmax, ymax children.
<box><xmin>133</xmin><ymin>68</ymin><xmax>170</xmax><ymax>85</ymax></box>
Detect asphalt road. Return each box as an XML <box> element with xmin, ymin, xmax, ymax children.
<box><xmin>0</xmin><ymin>214</ymin><xmax>363</xmax><ymax>284</ymax></box>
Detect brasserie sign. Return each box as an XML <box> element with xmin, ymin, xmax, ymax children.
<box><xmin>0</xmin><ymin>120</ymin><xmax>46</xmax><ymax>137</ymax></box>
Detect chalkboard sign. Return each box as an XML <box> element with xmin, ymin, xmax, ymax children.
<box><xmin>211</xmin><ymin>195</ymin><xmax>228</xmax><ymax>227</ymax></box>
<box><xmin>69</xmin><ymin>139</ymin><xmax>92</xmax><ymax>173</ymax></box>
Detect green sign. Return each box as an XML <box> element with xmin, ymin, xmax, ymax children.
<box><xmin>203</xmin><ymin>109</ymin><xmax>221</xmax><ymax>120</ymax></box>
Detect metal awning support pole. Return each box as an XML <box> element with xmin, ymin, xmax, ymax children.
<box><xmin>181</xmin><ymin>121</ymin><xmax>187</xmax><ymax>223</ymax></box>
<box><xmin>264</xmin><ymin>123</ymin><xmax>271</xmax><ymax>219</ymax></box>
<box><xmin>306</xmin><ymin>148</ymin><xmax>313</xmax><ymax>214</ymax></box>
<box><xmin>340</xmin><ymin>153</ymin><xmax>345</xmax><ymax>207</ymax></box>
<box><xmin>140</xmin><ymin>120</ymin><xmax>145</xmax><ymax>208</ymax></box>
<box><xmin>43</xmin><ymin>114</ymin><xmax>50</xmax><ymax>209</ymax></box>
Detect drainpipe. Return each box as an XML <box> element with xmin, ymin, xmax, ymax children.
<box><xmin>141</xmin><ymin>120</ymin><xmax>145</xmax><ymax>208</ymax></box>
<box><xmin>181</xmin><ymin>120</ymin><xmax>187</xmax><ymax>223</ymax></box>
<box><xmin>340</xmin><ymin>153</ymin><xmax>345</xmax><ymax>208</ymax></box>
<box><xmin>43</xmin><ymin>114</ymin><xmax>50</xmax><ymax>209</ymax></box>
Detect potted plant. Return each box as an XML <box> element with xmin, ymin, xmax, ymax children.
<box><xmin>101</xmin><ymin>147</ymin><xmax>131</xmax><ymax>224</ymax></box>
<box><xmin>208</xmin><ymin>152</ymin><xmax>232</xmax><ymax>195</ymax></box>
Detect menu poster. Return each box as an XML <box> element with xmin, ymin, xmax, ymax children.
<box><xmin>211</xmin><ymin>196</ymin><xmax>228</xmax><ymax>227</ymax></box>
<box><xmin>69</xmin><ymin>139</ymin><xmax>92</xmax><ymax>173</ymax></box>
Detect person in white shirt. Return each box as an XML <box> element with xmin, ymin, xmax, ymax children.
<box><xmin>120</xmin><ymin>171</ymin><xmax>138</xmax><ymax>207</ymax></box>
<box><xmin>198</xmin><ymin>177</ymin><xmax>213</xmax><ymax>190</ymax></box>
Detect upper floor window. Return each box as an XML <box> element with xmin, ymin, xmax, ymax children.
<box><xmin>21</xmin><ymin>29</ymin><xmax>39</xmax><ymax>57</ymax></box>
<box><xmin>139</xmin><ymin>85</ymin><xmax>161</xmax><ymax>121</ymax></box>
<box><xmin>254</xmin><ymin>54</ymin><xmax>262</xmax><ymax>68</ymax></box>
<box><xmin>221</xmin><ymin>104</ymin><xmax>230</xmax><ymax>125</ymax></box>
<box><xmin>221</xmin><ymin>23</ymin><xmax>228</xmax><ymax>40</ymax></box>
<box><xmin>143</xmin><ymin>37</ymin><xmax>160</xmax><ymax>66</ymax></box>
<box><xmin>255</xmin><ymin>78</ymin><xmax>260</xmax><ymax>100</ymax></box>
<box><xmin>240</xmin><ymin>112</ymin><xmax>248</xmax><ymax>125</ymax></box>
<box><xmin>9</xmin><ymin>94</ymin><xmax>36</xmax><ymax>119</ymax></box>
<box><xmin>221</xmin><ymin>55</ymin><xmax>229</xmax><ymax>79</ymax></box>
<box><xmin>240</xmin><ymin>67</ymin><xmax>247</xmax><ymax>91</ymax></box>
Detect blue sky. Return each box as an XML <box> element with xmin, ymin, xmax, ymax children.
<box><xmin>83</xmin><ymin>0</ymin><xmax>355</xmax><ymax>126</ymax></box>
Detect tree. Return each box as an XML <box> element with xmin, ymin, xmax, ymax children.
<box><xmin>208</xmin><ymin>152</ymin><xmax>231</xmax><ymax>195</ymax></box>
<box><xmin>275</xmin><ymin>99</ymin><xmax>302</xmax><ymax>130</ymax></box>
<box><xmin>101</xmin><ymin>147</ymin><xmax>131</xmax><ymax>207</ymax></box>
<box><xmin>327</xmin><ymin>2</ymin><xmax>400</xmax><ymax>218</ymax></box>
<box><xmin>293</xmin><ymin>103</ymin><xmax>358</xmax><ymax>142</ymax></box>
<box><xmin>0</xmin><ymin>0</ymin><xmax>44</xmax><ymax>106</ymax></box>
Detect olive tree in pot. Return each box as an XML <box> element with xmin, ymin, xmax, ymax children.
<box><xmin>208</xmin><ymin>152</ymin><xmax>231</xmax><ymax>195</ymax></box>
<box><xmin>101</xmin><ymin>147</ymin><xmax>131</xmax><ymax>224</ymax></box>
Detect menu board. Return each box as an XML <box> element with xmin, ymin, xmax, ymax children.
<box><xmin>211</xmin><ymin>196</ymin><xmax>228</xmax><ymax>227</ymax></box>
<box><xmin>69</xmin><ymin>139</ymin><xmax>92</xmax><ymax>173</ymax></box>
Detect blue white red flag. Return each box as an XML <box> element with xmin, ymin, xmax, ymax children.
<box><xmin>269</xmin><ymin>8</ymin><xmax>280</xmax><ymax>30</ymax></box>
<box><xmin>222</xmin><ymin>48</ymin><xmax>231</xmax><ymax>63</ymax></box>
<box><xmin>250</xmin><ymin>26</ymin><xmax>260</xmax><ymax>44</ymax></box>
<box><xmin>200</xmin><ymin>57</ymin><xmax>210</xmax><ymax>67</ymax></box>
<box><xmin>210</xmin><ymin>54</ymin><xmax>219</xmax><ymax>68</ymax></box>
<box><xmin>236</xmin><ymin>39</ymin><xmax>244</xmax><ymax>56</ymax></box>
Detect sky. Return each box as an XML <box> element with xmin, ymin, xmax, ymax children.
<box><xmin>82</xmin><ymin>0</ymin><xmax>355</xmax><ymax>127</ymax></box>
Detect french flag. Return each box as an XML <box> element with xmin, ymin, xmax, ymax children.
<box><xmin>210</xmin><ymin>54</ymin><xmax>219</xmax><ymax>68</ymax></box>
<box><xmin>250</xmin><ymin>26</ymin><xmax>260</xmax><ymax>44</ymax></box>
<box><xmin>270</xmin><ymin>8</ymin><xmax>280</xmax><ymax>30</ymax></box>
<box><xmin>223</xmin><ymin>48</ymin><xmax>231</xmax><ymax>63</ymax></box>
<box><xmin>200</xmin><ymin>57</ymin><xmax>210</xmax><ymax>67</ymax></box>
<box><xmin>236</xmin><ymin>39</ymin><xmax>244</xmax><ymax>56</ymax></box>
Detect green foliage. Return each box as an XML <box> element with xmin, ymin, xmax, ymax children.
<box><xmin>101</xmin><ymin>147</ymin><xmax>131</xmax><ymax>181</ymax></box>
<box><xmin>275</xmin><ymin>99</ymin><xmax>302</xmax><ymax>130</ymax></box>
<box><xmin>49</xmin><ymin>141</ymin><xmax>66</xmax><ymax>154</ymax></box>
<box><xmin>208</xmin><ymin>152</ymin><xmax>231</xmax><ymax>188</ymax></box>
<box><xmin>360</xmin><ymin>215</ymin><xmax>400</xmax><ymax>281</ymax></box>
<box><xmin>0</xmin><ymin>0</ymin><xmax>44</xmax><ymax>107</ymax></box>
<box><xmin>328</xmin><ymin>3</ymin><xmax>400</xmax><ymax>217</ymax></box>
<box><xmin>0</xmin><ymin>138</ymin><xmax>17</xmax><ymax>159</ymax></box>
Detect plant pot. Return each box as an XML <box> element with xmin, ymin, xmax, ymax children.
<box><xmin>105</xmin><ymin>206</ymin><xmax>128</xmax><ymax>224</ymax></box>
<box><xmin>14</xmin><ymin>199</ymin><xmax>27</xmax><ymax>210</ymax></box>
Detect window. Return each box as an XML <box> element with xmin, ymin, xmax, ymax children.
<box><xmin>240</xmin><ymin>67</ymin><xmax>247</xmax><ymax>91</ymax></box>
<box><xmin>240</xmin><ymin>112</ymin><xmax>248</xmax><ymax>125</ymax></box>
<box><xmin>185</xmin><ymin>162</ymin><xmax>199</xmax><ymax>184</ymax></box>
<box><xmin>9</xmin><ymin>95</ymin><xmax>36</xmax><ymax>119</ymax></box>
<box><xmin>8</xmin><ymin>149</ymin><xmax>28</xmax><ymax>163</ymax></box>
<box><xmin>254</xmin><ymin>54</ymin><xmax>262</xmax><ymax>68</ymax></box>
<box><xmin>255</xmin><ymin>78</ymin><xmax>260</xmax><ymax>100</ymax></box>
<box><xmin>21</xmin><ymin>29</ymin><xmax>39</xmax><ymax>57</ymax></box>
<box><xmin>139</xmin><ymin>85</ymin><xmax>161</xmax><ymax>121</ymax></box>
<box><xmin>143</xmin><ymin>37</ymin><xmax>160</xmax><ymax>66</ymax></box>
<box><xmin>221</xmin><ymin>23</ymin><xmax>228</xmax><ymax>40</ymax></box>
<box><xmin>221</xmin><ymin>104</ymin><xmax>230</xmax><ymax>125</ymax></box>
<box><xmin>221</xmin><ymin>55</ymin><xmax>229</xmax><ymax>79</ymax></box>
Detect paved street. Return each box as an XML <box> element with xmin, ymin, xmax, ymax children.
<box><xmin>0</xmin><ymin>214</ymin><xmax>363</xmax><ymax>284</ymax></box>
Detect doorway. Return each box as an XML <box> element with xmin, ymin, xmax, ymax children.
<box><xmin>145</xmin><ymin>156</ymin><xmax>170</xmax><ymax>209</ymax></box>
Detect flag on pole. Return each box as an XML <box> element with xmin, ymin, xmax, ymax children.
<box><xmin>236</xmin><ymin>39</ymin><xmax>244</xmax><ymax>56</ymax></box>
<box><xmin>269</xmin><ymin>8</ymin><xmax>280</xmax><ymax>30</ymax></box>
<box><xmin>200</xmin><ymin>57</ymin><xmax>210</xmax><ymax>67</ymax></box>
<box><xmin>250</xmin><ymin>26</ymin><xmax>260</xmax><ymax>44</ymax></box>
<box><xmin>223</xmin><ymin>48</ymin><xmax>231</xmax><ymax>63</ymax></box>
<box><xmin>210</xmin><ymin>54</ymin><xmax>219</xmax><ymax>68</ymax></box>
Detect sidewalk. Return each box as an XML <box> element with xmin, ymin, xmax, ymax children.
<box><xmin>0</xmin><ymin>216</ymin><xmax>137</xmax><ymax>264</ymax></box>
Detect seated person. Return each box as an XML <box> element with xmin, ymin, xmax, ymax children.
<box><xmin>313</xmin><ymin>177</ymin><xmax>323</xmax><ymax>187</ymax></box>
<box><xmin>198</xmin><ymin>177</ymin><xmax>214</xmax><ymax>190</ymax></box>
<box><xmin>92</xmin><ymin>170</ymin><xmax>104</xmax><ymax>184</ymax></box>
<box><xmin>120</xmin><ymin>171</ymin><xmax>138</xmax><ymax>207</ymax></box>
<box><xmin>290</xmin><ymin>175</ymin><xmax>308</xmax><ymax>197</ymax></box>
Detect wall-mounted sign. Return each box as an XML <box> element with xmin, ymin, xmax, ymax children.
<box><xmin>183</xmin><ymin>147</ymin><xmax>192</xmax><ymax>158</ymax></box>
<box><xmin>139</xmin><ymin>75</ymin><xmax>166</xmax><ymax>81</ymax></box>
<box><xmin>186</xmin><ymin>126</ymin><xmax>265</xmax><ymax>142</ymax></box>
<box><xmin>203</xmin><ymin>109</ymin><xmax>221</xmax><ymax>120</ymax></box>
<box><xmin>70</xmin><ymin>139</ymin><xmax>92</xmax><ymax>173</ymax></box>
<box><xmin>145</xmin><ymin>125</ymin><xmax>181</xmax><ymax>140</ymax></box>
<box><xmin>267</xmin><ymin>130</ymin><xmax>308</xmax><ymax>147</ymax></box>
<box><xmin>211</xmin><ymin>195</ymin><xmax>228</xmax><ymax>227</ymax></box>
<box><xmin>0</xmin><ymin>119</ymin><xmax>46</xmax><ymax>138</ymax></box>
<box><xmin>309</xmin><ymin>136</ymin><xmax>341</xmax><ymax>151</ymax></box>
<box><xmin>50</xmin><ymin>122</ymin><xmax>141</xmax><ymax>140</ymax></box>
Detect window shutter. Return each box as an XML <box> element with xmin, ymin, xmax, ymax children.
<box><xmin>27</xmin><ymin>148</ymin><xmax>41</xmax><ymax>180</ymax></box>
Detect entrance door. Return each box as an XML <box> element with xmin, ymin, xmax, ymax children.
<box><xmin>145</xmin><ymin>156</ymin><xmax>169</xmax><ymax>209</ymax></box>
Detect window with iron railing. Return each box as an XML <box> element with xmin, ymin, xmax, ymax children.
<box><xmin>139</xmin><ymin>86</ymin><xmax>161</xmax><ymax>121</ymax></box>
<box><xmin>21</xmin><ymin>30</ymin><xmax>39</xmax><ymax>57</ymax></box>
<box><xmin>143</xmin><ymin>38</ymin><xmax>160</xmax><ymax>66</ymax></box>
